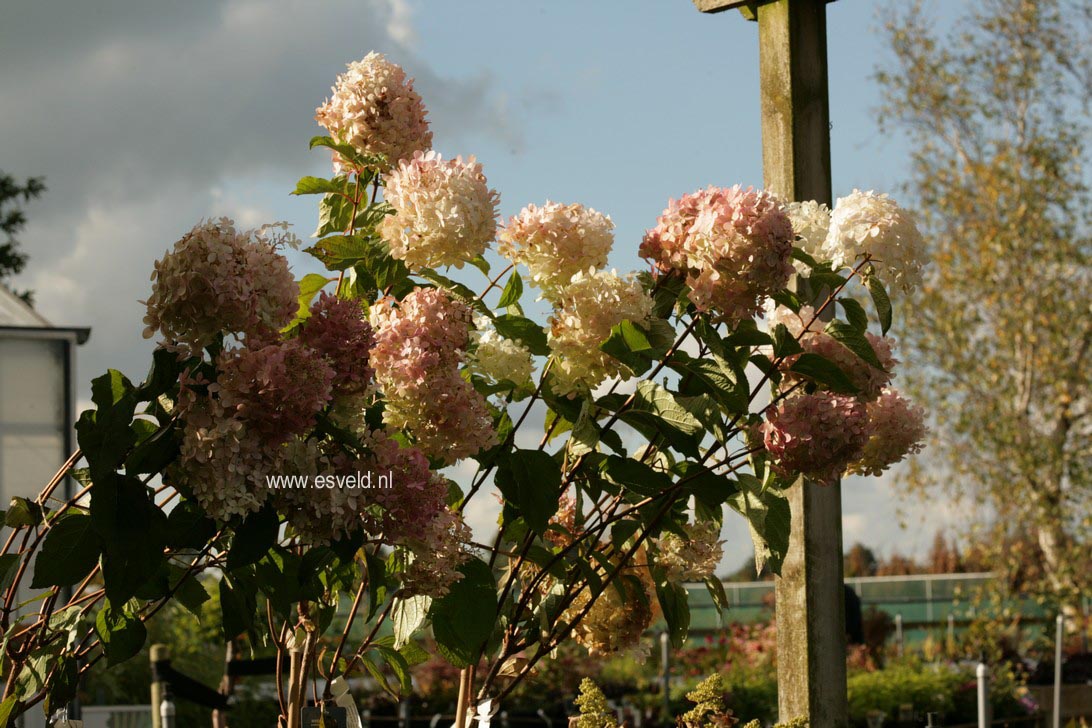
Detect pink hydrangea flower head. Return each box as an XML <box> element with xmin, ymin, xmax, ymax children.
<box><xmin>215</xmin><ymin>339</ymin><xmax>335</xmax><ymax>443</ymax></box>
<box><xmin>299</xmin><ymin>292</ymin><xmax>375</xmax><ymax>396</ymax></box>
<box><xmin>849</xmin><ymin>388</ymin><xmax>927</xmax><ymax>476</ymax></box>
<box><xmin>399</xmin><ymin>507</ymin><xmax>473</xmax><ymax>598</ymax></box>
<box><xmin>497</xmin><ymin>202</ymin><xmax>615</xmax><ymax>298</ymax></box>
<box><xmin>315</xmin><ymin>52</ymin><xmax>432</xmax><ymax>171</ymax></box>
<box><xmin>640</xmin><ymin>186</ymin><xmax>794</xmax><ymax>321</ymax></box>
<box><xmin>380</xmin><ymin>151</ymin><xmax>500</xmax><ymax>270</ymax></box>
<box><xmin>142</xmin><ymin>218</ymin><xmax>298</xmax><ymax>357</ymax></box>
<box><xmin>760</xmin><ymin>391</ymin><xmax>872</xmax><ymax>485</ymax></box>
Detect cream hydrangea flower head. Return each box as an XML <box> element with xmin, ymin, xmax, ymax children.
<box><xmin>655</xmin><ymin>520</ymin><xmax>724</xmax><ymax>582</ymax></box>
<box><xmin>785</xmin><ymin>199</ymin><xmax>831</xmax><ymax>273</ymax></box>
<box><xmin>498</xmin><ymin>202</ymin><xmax>614</xmax><ymax>298</ymax></box>
<box><xmin>548</xmin><ymin>269</ymin><xmax>654</xmax><ymax>398</ymax></box>
<box><xmin>468</xmin><ymin>327</ymin><xmax>534</xmax><ymax>389</ymax></box>
<box><xmin>380</xmin><ymin>151</ymin><xmax>499</xmax><ymax>270</ymax></box>
<box><xmin>824</xmin><ymin>190</ymin><xmax>925</xmax><ymax>291</ymax></box>
<box><xmin>315</xmin><ymin>52</ymin><xmax>432</xmax><ymax>171</ymax></box>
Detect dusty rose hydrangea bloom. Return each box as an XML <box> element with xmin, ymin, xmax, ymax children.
<box><xmin>548</xmin><ymin>269</ymin><xmax>654</xmax><ymax>397</ymax></box>
<box><xmin>380</xmin><ymin>151</ymin><xmax>499</xmax><ymax>270</ymax></box>
<box><xmin>315</xmin><ymin>52</ymin><xmax>432</xmax><ymax>171</ymax></box>
<box><xmin>498</xmin><ymin>202</ymin><xmax>615</xmax><ymax>298</ymax></box>
<box><xmin>215</xmin><ymin>340</ymin><xmax>335</xmax><ymax>443</ymax></box>
<box><xmin>760</xmin><ymin>391</ymin><xmax>872</xmax><ymax>485</ymax></box>
<box><xmin>641</xmin><ymin>186</ymin><xmax>794</xmax><ymax>321</ymax></box>
<box><xmin>370</xmin><ymin>288</ymin><xmax>496</xmax><ymax>463</ymax></box>
<box><xmin>655</xmin><ymin>520</ymin><xmax>724</xmax><ymax>582</ymax></box>
<box><xmin>849</xmin><ymin>388</ymin><xmax>927</xmax><ymax>476</ymax></box>
<box><xmin>823</xmin><ymin>190</ymin><xmax>925</xmax><ymax>292</ymax></box>
<box><xmin>143</xmin><ymin>218</ymin><xmax>298</xmax><ymax>357</ymax></box>
<box><xmin>299</xmin><ymin>292</ymin><xmax>375</xmax><ymax>397</ymax></box>
<box><xmin>399</xmin><ymin>507</ymin><xmax>473</xmax><ymax>598</ymax></box>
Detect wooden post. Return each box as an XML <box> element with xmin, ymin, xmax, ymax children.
<box><xmin>150</xmin><ymin>644</ymin><xmax>169</xmax><ymax>728</ymax></box>
<box><xmin>692</xmin><ymin>1</ymin><xmax>845</xmax><ymax>725</ymax></box>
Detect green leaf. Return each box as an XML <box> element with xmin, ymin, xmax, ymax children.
<box><xmin>78</xmin><ymin>370</ymin><xmax>138</xmax><ymax>480</ymax></box>
<box><xmin>31</xmin><ymin>513</ymin><xmax>100</xmax><ymax>588</ymax></box>
<box><xmin>495</xmin><ymin>450</ymin><xmax>562</xmax><ymax>534</ymax></box>
<box><xmin>124</xmin><ymin>422</ymin><xmax>178</xmax><ymax>476</ymax></box>
<box><xmin>93</xmin><ymin>475</ymin><xmax>168</xmax><ymax>604</ymax></box>
<box><xmin>867</xmin><ymin>275</ymin><xmax>893</xmax><ymax>335</ymax></box>
<box><xmin>0</xmin><ymin>554</ymin><xmax>19</xmax><ymax>593</ymax></box>
<box><xmin>620</xmin><ymin>381</ymin><xmax>704</xmax><ymax>456</ymax></box>
<box><xmin>468</xmin><ymin>255</ymin><xmax>491</xmax><ymax>276</ymax></box>
<box><xmin>172</xmin><ymin>571</ymin><xmax>212</xmax><ymax>619</ymax></box>
<box><xmin>391</xmin><ymin>594</ymin><xmax>432</xmax><ymax>649</ymax></box>
<box><xmin>772</xmin><ymin>323</ymin><xmax>804</xmax><ymax>357</ymax></box>
<box><xmin>825</xmin><ymin>321</ymin><xmax>884</xmax><ymax>369</ymax></box>
<box><xmin>727</xmin><ymin>477</ymin><xmax>791</xmax><ymax>576</ymax></box>
<box><xmin>228</xmin><ymin>506</ymin><xmax>279</xmax><ymax>571</ymax></box>
<box><xmin>314</xmin><ymin>193</ymin><xmax>350</xmax><ymax>238</ymax></box>
<box><xmin>600</xmin><ymin>319</ymin><xmax>659</xmax><ymax>375</ymax></box>
<box><xmin>672</xmin><ymin>355</ymin><xmax>749</xmax><ymax>413</ymax></box>
<box><xmin>0</xmin><ymin>696</ymin><xmax>17</xmax><ymax>726</ymax></box>
<box><xmin>304</xmin><ymin>235</ymin><xmax>371</xmax><ymax>271</ymax></box>
<box><xmin>95</xmin><ymin>600</ymin><xmax>147</xmax><ymax>666</ymax></box>
<box><xmin>137</xmin><ymin>347</ymin><xmax>185</xmax><ymax>401</ymax></box>
<box><xmin>837</xmin><ymin>297</ymin><xmax>870</xmax><ymax>332</ymax></box>
<box><xmin>5</xmin><ymin>497</ymin><xmax>42</xmax><ymax>528</ymax></box>
<box><xmin>219</xmin><ymin>576</ymin><xmax>255</xmax><ymax>640</ymax></box>
<box><xmin>497</xmin><ymin>270</ymin><xmax>524</xmax><ymax>308</ymax></box>
<box><xmin>493</xmin><ymin>314</ymin><xmax>549</xmax><ymax>356</ymax></box>
<box><xmin>292</xmin><ymin>176</ymin><xmax>346</xmax><ymax>196</ymax></box>
<box><xmin>655</xmin><ymin>581</ymin><xmax>690</xmax><ymax>649</ymax></box>
<box><xmin>370</xmin><ymin>644</ymin><xmax>414</xmax><ymax>694</ymax></box>
<box><xmin>165</xmin><ymin>499</ymin><xmax>217</xmax><ymax>549</ymax></box>
<box><xmin>788</xmin><ymin>352</ymin><xmax>859</xmax><ymax>394</ymax></box>
<box><xmin>600</xmin><ymin>455</ymin><xmax>672</xmax><ymax>498</ymax></box>
<box><xmin>704</xmin><ymin>576</ymin><xmax>730</xmax><ymax>613</ymax></box>
<box><xmin>429</xmin><ymin>558</ymin><xmax>497</xmax><ymax>668</ymax></box>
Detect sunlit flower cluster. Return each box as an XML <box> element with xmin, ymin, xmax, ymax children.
<box><xmin>315</xmin><ymin>52</ymin><xmax>432</xmax><ymax>171</ymax></box>
<box><xmin>823</xmin><ymin>190</ymin><xmax>925</xmax><ymax>291</ymax></box>
<box><xmin>468</xmin><ymin>327</ymin><xmax>534</xmax><ymax>388</ymax></box>
<box><xmin>299</xmin><ymin>293</ymin><xmax>375</xmax><ymax>398</ymax></box>
<box><xmin>785</xmin><ymin>200</ymin><xmax>831</xmax><ymax>274</ymax></box>
<box><xmin>370</xmin><ymin>288</ymin><xmax>496</xmax><ymax>463</ymax></box>
<box><xmin>399</xmin><ymin>507</ymin><xmax>473</xmax><ymax>598</ymax></box>
<box><xmin>654</xmin><ymin>520</ymin><xmax>724</xmax><ymax>582</ymax></box>
<box><xmin>215</xmin><ymin>340</ymin><xmax>335</xmax><ymax>442</ymax></box>
<box><xmin>849</xmin><ymin>388</ymin><xmax>927</xmax><ymax>477</ymax></box>
<box><xmin>143</xmin><ymin>219</ymin><xmax>298</xmax><ymax>356</ymax></box>
<box><xmin>498</xmin><ymin>202</ymin><xmax>615</xmax><ymax>297</ymax></box>
<box><xmin>640</xmin><ymin>186</ymin><xmax>794</xmax><ymax>320</ymax></box>
<box><xmin>548</xmin><ymin>269</ymin><xmax>654</xmax><ymax>397</ymax></box>
<box><xmin>760</xmin><ymin>392</ymin><xmax>872</xmax><ymax>485</ymax></box>
<box><xmin>380</xmin><ymin>151</ymin><xmax>500</xmax><ymax>270</ymax></box>
<box><xmin>567</xmin><ymin>565</ymin><xmax>655</xmax><ymax>659</ymax></box>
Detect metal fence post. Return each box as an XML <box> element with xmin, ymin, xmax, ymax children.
<box><xmin>1053</xmin><ymin>614</ymin><xmax>1064</xmax><ymax>728</ymax></box>
<box><xmin>975</xmin><ymin>662</ymin><xmax>990</xmax><ymax>728</ymax></box>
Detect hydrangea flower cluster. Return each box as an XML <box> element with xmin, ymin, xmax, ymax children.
<box><xmin>467</xmin><ymin>326</ymin><xmax>534</xmax><ymax>388</ymax></box>
<box><xmin>566</xmin><ymin>566</ymin><xmax>655</xmax><ymax>658</ymax></box>
<box><xmin>298</xmin><ymin>293</ymin><xmax>375</xmax><ymax>398</ymax></box>
<box><xmin>498</xmin><ymin>202</ymin><xmax>615</xmax><ymax>297</ymax></box>
<box><xmin>849</xmin><ymin>388</ymin><xmax>927</xmax><ymax>477</ymax></box>
<box><xmin>654</xmin><ymin>520</ymin><xmax>724</xmax><ymax>582</ymax></box>
<box><xmin>380</xmin><ymin>151</ymin><xmax>500</xmax><ymax>270</ymax></box>
<box><xmin>370</xmin><ymin>287</ymin><xmax>496</xmax><ymax>463</ymax></box>
<box><xmin>548</xmin><ymin>269</ymin><xmax>654</xmax><ymax>397</ymax></box>
<box><xmin>640</xmin><ymin>186</ymin><xmax>794</xmax><ymax>321</ymax></box>
<box><xmin>315</xmin><ymin>52</ymin><xmax>432</xmax><ymax>171</ymax></box>
<box><xmin>768</xmin><ymin>303</ymin><xmax>898</xmax><ymax>401</ymax></box>
<box><xmin>399</xmin><ymin>507</ymin><xmax>473</xmax><ymax>598</ymax></box>
<box><xmin>215</xmin><ymin>340</ymin><xmax>335</xmax><ymax>442</ymax></box>
<box><xmin>143</xmin><ymin>219</ymin><xmax>298</xmax><ymax>357</ymax></box>
<box><xmin>823</xmin><ymin>190</ymin><xmax>925</xmax><ymax>291</ymax></box>
<box><xmin>760</xmin><ymin>391</ymin><xmax>872</xmax><ymax>485</ymax></box>
<box><xmin>785</xmin><ymin>200</ymin><xmax>831</xmax><ymax>274</ymax></box>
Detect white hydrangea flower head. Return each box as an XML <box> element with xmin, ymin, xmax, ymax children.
<box><xmin>498</xmin><ymin>202</ymin><xmax>615</xmax><ymax>299</ymax></box>
<box><xmin>315</xmin><ymin>52</ymin><xmax>432</xmax><ymax>171</ymax></box>
<box><xmin>824</xmin><ymin>190</ymin><xmax>925</xmax><ymax>291</ymax></box>
<box><xmin>468</xmin><ymin>328</ymin><xmax>534</xmax><ymax>388</ymax></box>
<box><xmin>655</xmin><ymin>520</ymin><xmax>724</xmax><ymax>582</ymax></box>
<box><xmin>785</xmin><ymin>200</ymin><xmax>831</xmax><ymax>274</ymax></box>
<box><xmin>380</xmin><ymin>151</ymin><xmax>500</xmax><ymax>270</ymax></box>
<box><xmin>548</xmin><ymin>269</ymin><xmax>654</xmax><ymax>398</ymax></box>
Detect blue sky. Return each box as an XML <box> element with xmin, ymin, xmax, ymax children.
<box><xmin>2</xmin><ymin>0</ymin><xmax>969</xmax><ymax>567</ymax></box>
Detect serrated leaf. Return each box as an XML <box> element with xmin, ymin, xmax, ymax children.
<box><xmin>837</xmin><ymin>297</ymin><xmax>870</xmax><ymax>332</ymax></box>
<box><xmin>391</xmin><ymin>594</ymin><xmax>432</xmax><ymax>649</ymax></box>
<box><xmin>95</xmin><ymin>600</ymin><xmax>147</xmax><ymax>666</ymax></box>
<box><xmin>867</xmin><ymin>275</ymin><xmax>893</xmax><ymax>335</ymax></box>
<box><xmin>495</xmin><ymin>450</ymin><xmax>561</xmax><ymax>533</ymax></box>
